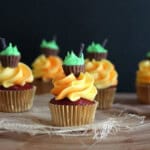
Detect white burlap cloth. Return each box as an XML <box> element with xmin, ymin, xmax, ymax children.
<box><xmin>0</xmin><ymin>94</ymin><xmax>146</xmax><ymax>140</ymax></box>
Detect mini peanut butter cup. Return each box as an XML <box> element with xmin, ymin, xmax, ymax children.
<box><xmin>41</xmin><ymin>48</ymin><xmax>59</xmax><ymax>57</ymax></box>
<box><xmin>0</xmin><ymin>40</ymin><xmax>21</xmax><ymax>67</ymax></box>
<box><xmin>0</xmin><ymin>55</ymin><xmax>21</xmax><ymax>67</ymax></box>
<box><xmin>63</xmin><ymin>65</ymin><xmax>85</xmax><ymax>77</ymax></box>
<box><xmin>86</xmin><ymin>52</ymin><xmax>107</xmax><ymax>61</ymax></box>
<box><xmin>40</xmin><ymin>38</ymin><xmax>59</xmax><ymax>57</ymax></box>
<box><xmin>63</xmin><ymin>44</ymin><xmax>85</xmax><ymax>77</ymax></box>
<box><xmin>86</xmin><ymin>40</ymin><xmax>108</xmax><ymax>60</ymax></box>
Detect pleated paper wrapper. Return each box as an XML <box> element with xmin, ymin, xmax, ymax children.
<box><xmin>0</xmin><ymin>94</ymin><xmax>146</xmax><ymax>140</ymax></box>
<box><xmin>0</xmin><ymin>86</ymin><xmax>36</xmax><ymax>112</ymax></box>
<box><xmin>96</xmin><ymin>87</ymin><xmax>116</xmax><ymax>109</ymax></box>
<box><xmin>33</xmin><ymin>79</ymin><xmax>53</xmax><ymax>95</ymax></box>
<box><xmin>49</xmin><ymin>102</ymin><xmax>97</xmax><ymax>126</ymax></box>
<box><xmin>136</xmin><ymin>83</ymin><xmax>150</xmax><ymax>104</ymax></box>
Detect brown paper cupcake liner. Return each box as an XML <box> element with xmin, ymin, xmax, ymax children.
<box><xmin>0</xmin><ymin>55</ymin><xmax>21</xmax><ymax>67</ymax></box>
<box><xmin>63</xmin><ymin>65</ymin><xmax>85</xmax><ymax>77</ymax></box>
<box><xmin>136</xmin><ymin>83</ymin><xmax>150</xmax><ymax>104</ymax></box>
<box><xmin>33</xmin><ymin>79</ymin><xmax>53</xmax><ymax>95</ymax></box>
<box><xmin>96</xmin><ymin>87</ymin><xmax>116</xmax><ymax>109</ymax></box>
<box><xmin>49</xmin><ymin>102</ymin><xmax>98</xmax><ymax>127</ymax></box>
<box><xmin>0</xmin><ymin>86</ymin><xmax>36</xmax><ymax>112</ymax></box>
<box><xmin>86</xmin><ymin>52</ymin><xmax>107</xmax><ymax>61</ymax></box>
<box><xmin>41</xmin><ymin>48</ymin><xmax>59</xmax><ymax>57</ymax></box>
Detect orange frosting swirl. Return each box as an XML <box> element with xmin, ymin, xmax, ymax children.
<box><xmin>0</xmin><ymin>63</ymin><xmax>33</xmax><ymax>88</ymax></box>
<box><xmin>32</xmin><ymin>55</ymin><xmax>64</xmax><ymax>81</ymax></box>
<box><xmin>51</xmin><ymin>72</ymin><xmax>97</xmax><ymax>101</ymax></box>
<box><xmin>85</xmin><ymin>59</ymin><xmax>118</xmax><ymax>89</ymax></box>
<box><xmin>136</xmin><ymin>60</ymin><xmax>150</xmax><ymax>84</ymax></box>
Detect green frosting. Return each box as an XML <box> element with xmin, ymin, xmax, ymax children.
<box><xmin>87</xmin><ymin>42</ymin><xmax>107</xmax><ymax>53</ymax></box>
<box><xmin>63</xmin><ymin>51</ymin><xmax>84</xmax><ymax>65</ymax></box>
<box><xmin>146</xmin><ymin>52</ymin><xmax>150</xmax><ymax>58</ymax></box>
<box><xmin>40</xmin><ymin>40</ymin><xmax>59</xmax><ymax>50</ymax></box>
<box><xmin>0</xmin><ymin>43</ymin><xmax>20</xmax><ymax>56</ymax></box>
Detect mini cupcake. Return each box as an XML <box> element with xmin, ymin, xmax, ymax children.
<box><xmin>136</xmin><ymin>52</ymin><xmax>150</xmax><ymax>104</ymax></box>
<box><xmin>32</xmin><ymin>39</ymin><xmax>64</xmax><ymax>95</ymax></box>
<box><xmin>0</xmin><ymin>39</ymin><xmax>36</xmax><ymax>112</ymax></box>
<box><xmin>85</xmin><ymin>42</ymin><xmax>118</xmax><ymax>109</ymax></box>
<box><xmin>49</xmin><ymin>50</ymin><xmax>98</xmax><ymax>127</ymax></box>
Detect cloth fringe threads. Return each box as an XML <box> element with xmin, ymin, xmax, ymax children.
<box><xmin>0</xmin><ymin>112</ymin><xmax>145</xmax><ymax>140</ymax></box>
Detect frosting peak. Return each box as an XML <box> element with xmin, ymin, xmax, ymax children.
<box><xmin>87</xmin><ymin>42</ymin><xmax>107</xmax><ymax>53</ymax></box>
<box><xmin>51</xmin><ymin>72</ymin><xmax>97</xmax><ymax>101</ymax></box>
<box><xmin>40</xmin><ymin>40</ymin><xmax>59</xmax><ymax>50</ymax></box>
<box><xmin>63</xmin><ymin>51</ymin><xmax>84</xmax><ymax>66</ymax></box>
<box><xmin>0</xmin><ymin>62</ymin><xmax>33</xmax><ymax>88</ymax></box>
<box><xmin>32</xmin><ymin>55</ymin><xmax>64</xmax><ymax>81</ymax></box>
<box><xmin>0</xmin><ymin>43</ymin><xmax>20</xmax><ymax>56</ymax></box>
<box><xmin>85</xmin><ymin>59</ymin><xmax>118</xmax><ymax>89</ymax></box>
<box><xmin>136</xmin><ymin>60</ymin><xmax>150</xmax><ymax>84</ymax></box>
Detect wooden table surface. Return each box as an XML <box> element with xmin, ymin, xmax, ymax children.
<box><xmin>0</xmin><ymin>93</ymin><xmax>150</xmax><ymax>150</ymax></box>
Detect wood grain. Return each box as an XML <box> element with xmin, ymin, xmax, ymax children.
<box><xmin>0</xmin><ymin>93</ymin><xmax>150</xmax><ymax>150</ymax></box>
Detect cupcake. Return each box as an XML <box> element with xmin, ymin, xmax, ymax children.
<box><xmin>136</xmin><ymin>52</ymin><xmax>150</xmax><ymax>104</ymax></box>
<box><xmin>0</xmin><ymin>39</ymin><xmax>36</xmax><ymax>112</ymax></box>
<box><xmin>32</xmin><ymin>39</ymin><xmax>64</xmax><ymax>95</ymax></box>
<box><xmin>85</xmin><ymin>42</ymin><xmax>118</xmax><ymax>109</ymax></box>
<box><xmin>49</xmin><ymin>51</ymin><xmax>98</xmax><ymax>127</ymax></box>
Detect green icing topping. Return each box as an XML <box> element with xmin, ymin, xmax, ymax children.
<box><xmin>40</xmin><ymin>40</ymin><xmax>59</xmax><ymax>50</ymax></box>
<box><xmin>146</xmin><ymin>51</ymin><xmax>150</xmax><ymax>58</ymax></box>
<box><xmin>63</xmin><ymin>51</ymin><xmax>84</xmax><ymax>65</ymax></box>
<box><xmin>0</xmin><ymin>43</ymin><xmax>20</xmax><ymax>56</ymax></box>
<box><xmin>87</xmin><ymin>42</ymin><xmax>107</xmax><ymax>53</ymax></box>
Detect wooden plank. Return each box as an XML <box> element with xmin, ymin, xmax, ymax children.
<box><xmin>0</xmin><ymin>93</ymin><xmax>149</xmax><ymax>150</ymax></box>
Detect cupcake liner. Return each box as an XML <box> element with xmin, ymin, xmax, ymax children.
<box><xmin>41</xmin><ymin>48</ymin><xmax>59</xmax><ymax>57</ymax></box>
<box><xmin>62</xmin><ymin>65</ymin><xmax>85</xmax><ymax>77</ymax></box>
<box><xmin>33</xmin><ymin>79</ymin><xmax>53</xmax><ymax>95</ymax></box>
<box><xmin>49</xmin><ymin>102</ymin><xmax>98</xmax><ymax>127</ymax></box>
<box><xmin>96</xmin><ymin>87</ymin><xmax>117</xmax><ymax>109</ymax></box>
<box><xmin>0</xmin><ymin>55</ymin><xmax>21</xmax><ymax>67</ymax></box>
<box><xmin>0</xmin><ymin>86</ymin><xmax>36</xmax><ymax>112</ymax></box>
<box><xmin>86</xmin><ymin>52</ymin><xmax>107</xmax><ymax>61</ymax></box>
<box><xmin>136</xmin><ymin>83</ymin><xmax>150</xmax><ymax>104</ymax></box>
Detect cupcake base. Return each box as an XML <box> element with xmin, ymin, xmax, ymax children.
<box><xmin>86</xmin><ymin>52</ymin><xmax>107</xmax><ymax>61</ymax></box>
<box><xmin>62</xmin><ymin>65</ymin><xmax>85</xmax><ymax>77</ymax></box>
<box><xmin>0</xmin><ymin>55</ymin><xmax>21</xmax><ymax>67</ymax></box>
<box><xmin>33</xmin><ymin>79</ymin><xmax>53</xmax><ymax>95</ymax></box>
<box><xmin>49</xmin><ymin>102</ymin><xmax>98</xmax><ymax>127</ymax></box>
<box><xmin>0</xmin><ymin>86</ymin><xmax>36</xmax><ymax>112</ymax></box>
<box><xmin>96</xmin><ymin>86</ymin><xmax>117</xmax><ymax>109</ymax></box>
<box><xmin>41</xmin><ymin>48</ymin><xmax>59</xmax><ymax>57</ymax></box>
<box><xmin>136</xmin><ymin>83</ymin><xmax>150</xmax><ymax>104</ymax></box>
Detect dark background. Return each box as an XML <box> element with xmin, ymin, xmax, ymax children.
<box><xmin>0</xmin><ymin>0</ymin><xmax>150</xmax><ymax>92</ymax></box>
